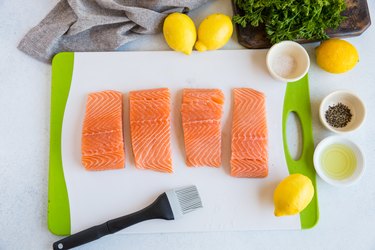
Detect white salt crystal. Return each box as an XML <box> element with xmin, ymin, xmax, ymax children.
<box><xmin>272</xmin><ymin>55</ymin><xmax>297</xmax><ymax>78</ymax></box>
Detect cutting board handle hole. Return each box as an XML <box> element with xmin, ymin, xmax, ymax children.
<box><xmin>286</xmin><ymin>111</ymin><xmax>303</xmax><ymax>161</ymax></box>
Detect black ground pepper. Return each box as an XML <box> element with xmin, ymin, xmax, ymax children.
<box><xmin>325</xmin><ymin>102</ymin><xmax>352</xmax><ymax>128</ymax></box>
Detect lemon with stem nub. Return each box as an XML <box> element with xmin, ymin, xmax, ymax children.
<box><xmin>316</xmin><ymin>39</ymin><xmax>359</xmax><ymax>74</ymax></box>
<box><xmin>195</xmin><ymin>13</ymin><xmax>233</xmax><ymax>52</ymax></box>
<box><xmin>163</xmin><ymin>13</ymin><xmax>196</xmax><ymax>55</ymax></box>
<box><xmin>274</xmin><ymin>174</ymin><xmax>314</xmax><ymax>217</ymax></box>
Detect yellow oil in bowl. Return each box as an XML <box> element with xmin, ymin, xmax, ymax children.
<box><xmin>320</xmin><ymin>144</ymin><xmax>357</xmax><ymax>180</ymax></box>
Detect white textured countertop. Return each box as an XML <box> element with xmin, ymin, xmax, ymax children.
<box><xmin>1</xmin><ymin>0</ymin><xmax>375</xmax><ymax>249</ymax></box>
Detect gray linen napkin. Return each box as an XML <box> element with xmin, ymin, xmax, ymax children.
<box><xmin>18</xmin><ymin>0</ymin><xmax>209</xmax><ymax>63</ymax></box>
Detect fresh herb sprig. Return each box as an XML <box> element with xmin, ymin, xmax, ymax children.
<box><xmin>233</xmin><ymin>0</ymin><xmax>346</xmax><ymax>44</ymax></box>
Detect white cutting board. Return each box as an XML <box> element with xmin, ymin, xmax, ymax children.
<box><xmin>61</xmin><ymin>50</ymin><xmax>300</xmax><ymax>234</ymax></box>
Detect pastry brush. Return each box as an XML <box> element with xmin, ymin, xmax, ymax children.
<box><xmin>53</xmin><ymin>185</ymin><xmax>202</xmax><ymax>250</ymax></box>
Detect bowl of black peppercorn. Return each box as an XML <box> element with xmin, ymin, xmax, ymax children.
<box><xmin>319</xmin><ymin>90</ymin><xmax>366</xmax><ymax>133</ymax></box>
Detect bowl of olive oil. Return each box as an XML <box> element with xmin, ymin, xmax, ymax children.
<box><xmin>313</xmin><ymin>136</ymin><xmax>365</xmax><ymax>186</ymax></box>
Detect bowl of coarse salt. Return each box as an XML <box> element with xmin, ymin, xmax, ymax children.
<box><xmin>266</xmin><ymin>41</ymin><xmax>310</xmax><ymax>82</ymax></box>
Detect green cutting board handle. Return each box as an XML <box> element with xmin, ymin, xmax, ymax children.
<box><xmin>283</xmin><ymin>74</ymin><xmax>319</xmax><ymax>229</ymax></box>
<box><xmin>48</xmin><ymin>52</ymin><xmax>74</xmax><ymax>235</ymax></box>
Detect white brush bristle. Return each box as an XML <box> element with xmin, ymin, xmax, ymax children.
<box><xmin>166</xmin><ymin>185</ymin><xmax>202</xmax><ymax>219</ymax></box>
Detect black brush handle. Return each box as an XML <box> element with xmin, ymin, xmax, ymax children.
<box><xmin>52</xmin><ymin>223</ymin><xmax>109</xmax><ymax>250</ymax></box>
<box><xmin>53</xmin><ymin>193</ymin><xmax>174</xmax><ymax>250</ymax></box>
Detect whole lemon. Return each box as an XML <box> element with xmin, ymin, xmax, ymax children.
<box><xmin>163</xmin><ymin>13</ymin><xmax>196</xmax><ymax>55</ymax></box>
<box><xmin>195</xmin><ymin>13</ymin><xmax>233</xmax><ymax>52</ymax></box>
<box><xmin>316</xmin><ymin>39</ymin><xmax>359</xmax><ymax>74</ymax></box>
<box><xmin>274</xmin><ymin>174</ymin><xmax>314</xmax><ymax>217</ymax></box>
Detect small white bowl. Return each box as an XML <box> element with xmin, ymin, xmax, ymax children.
<box><xmin>266</xmin><ymin>41</ymin><xmax>310</xmax><ymax>82</ymax></box>
<box><xmin>319</xmin><ymin>90</ymin><xmax>366</xmax><ymax>133</ymax></box>
<box><xmin>313</xmin><ymin>136</ymin><xmax>365</xmax><ymax>187</ymax></box>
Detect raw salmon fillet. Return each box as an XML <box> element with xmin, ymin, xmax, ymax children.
<box><xmin>231</xmin><ymin>88</ymin><xmax>268</xmax><ymax>177</ymax></box>
<box><xmin>129</xmin><ymin>88</ymin><xmax>172</xmax><ymax>173</ymax></box>
<box><xmin>81</xmin><ymin>90</ymin><xmax>125</xmax><ymax>170</ymax></box>
<box><xmin>181</xmin><ymin>89</ymin><xmax>224</xmax><ymax>167</ymax></box>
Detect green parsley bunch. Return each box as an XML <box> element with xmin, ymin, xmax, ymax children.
<box><xmin>233</xmin><ymin>0</ymin><xmax>346</xmax><ymax>44</ymax></box>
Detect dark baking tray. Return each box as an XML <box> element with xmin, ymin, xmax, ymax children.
<box><xmin>233</xmin><ymin>0</ymin><xmax>371</xmax><ymax>49</ymax></box>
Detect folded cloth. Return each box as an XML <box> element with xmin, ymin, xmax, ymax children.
<box><xmin>18</xmin><ymin>0</ymin><xmax>208</xmax><ymax>63</ymax></box>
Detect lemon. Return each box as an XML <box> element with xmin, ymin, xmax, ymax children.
<box><xmin>316</xmin><ymin>39</ymin><xmax>359</xmax><ymax>74</ymax></box>
<box><xmin>274</xmin><ymin>174</ymin><xmax>314</xmax><ymax>217</ymax></box>
<box><xmin>195</xmin><ymin>13</ymin><xmax>233</xmax><ymax>52</ymax></box>
<box><xmin>163</xmin><ymin>13</ymin><xmax>196</xmax><ymax>55</ymax></box>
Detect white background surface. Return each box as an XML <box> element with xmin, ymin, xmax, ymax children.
<box><xmin>0</xmin><ymin>0</ymin><xmax>374</xmax><ymax>249</ymax></box>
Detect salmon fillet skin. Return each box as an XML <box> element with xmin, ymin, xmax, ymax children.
<box><xmin>231</xmin><ymin>88</ymin><xmax>268</xmax><ymax>177</ymax></box>
<box><xmin>129</xmin><ymin>88</ymin><xmax>172</xmax><ymax>173</ymax></box>
<box><xmin>181</xmin><ymin>89</ymin><xmax>224</xmax><ymax>167</ymax></box>
<box><xmin>81</xmin><ymin>90</ymin><xmax>125</xmax><ymax>171</ymax></box>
